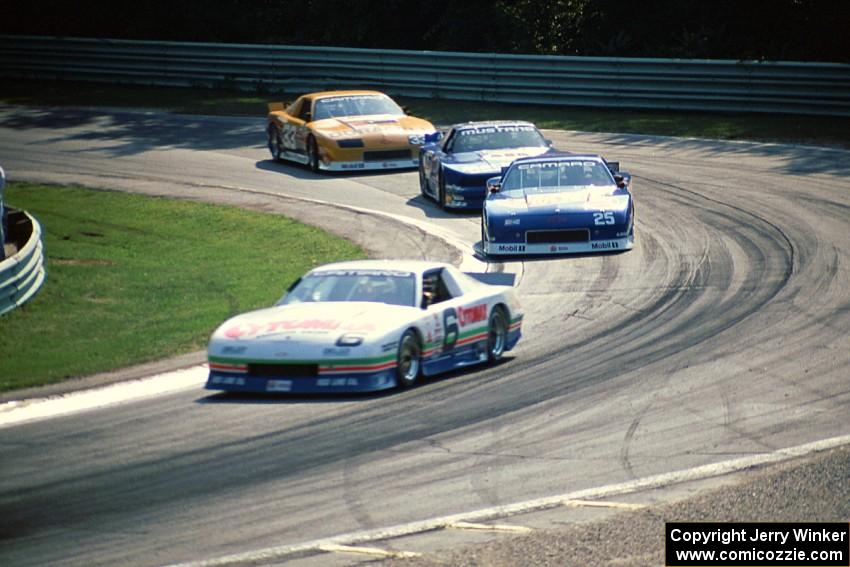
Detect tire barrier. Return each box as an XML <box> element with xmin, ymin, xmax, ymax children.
<box><xmin>0</xmin><ymin>208</ymin><xmax>46</xmax><ymax>316</ymax></box>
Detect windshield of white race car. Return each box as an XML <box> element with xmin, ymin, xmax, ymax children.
<box><xmin>501</xmin><ymin>160</ymin><xmax>615</xmax><ymax>195</ymax></box>
<box><xmin>452</xmin><ymin>125</ymin><xmax>547</xmax><ymax>153</ymax></box>
<box><xmin>278</xmin><ymin>270</ymin><xmax>417</xmax><ymax>307</ymax></box>
<box><xmin>313</xmin><ymin>95</ymin><xmax>405</xmax><ymax>120</ymax></box>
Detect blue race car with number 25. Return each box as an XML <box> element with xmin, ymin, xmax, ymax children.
<box><xmin>419</xmin><ymin>121</ymin><xmax>553</xmax><ymax>210</ymax></box>
<box><xmin>481</xmin><ymin>152</ymin><xmax>634</xmax><ymax>255</ymax></box>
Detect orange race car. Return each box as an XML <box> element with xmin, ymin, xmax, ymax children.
<box><xmin>266</xmin><ymin>90</ymin><xmax>438</xmax><ymax>172</ymax></box>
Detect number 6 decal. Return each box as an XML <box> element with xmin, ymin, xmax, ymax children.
<box><xmin>443</xmin><ymin>308</ymin><xmax>459</xmax><ymax>351</ymax></box>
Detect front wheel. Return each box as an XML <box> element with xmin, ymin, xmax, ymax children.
<box><xmin>487</xmin><ymin>308</ymin><xmax>508</xmax><ymax>363</ymax></box>
<box><xmin>307</xmin><ymin>135</ymin><xmax>320</xmax><ymax>173</ymax></box>
<box><xmin>268</xmin><ymin>126</ymin><xmax>283</xmax><ymax>161</ymax></box>
<box><xmin>437</xmin><ymin>169</ymin><xmax>448</xmax><ymax>209</ymax></box>
<box><xmin>418</xmin><ymin>158</ymin><xmax>430</xmax><ymax>197</ymax></box>
<box><xmin>396</xmin><ymin>330</ymin><xmax>422</xmax><ymax>388</ymax></box>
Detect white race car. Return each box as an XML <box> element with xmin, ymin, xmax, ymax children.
<box><xmin>206</xmin><ymin>260</ymin><xmax>523</xmax><ymax>393</ymax></box>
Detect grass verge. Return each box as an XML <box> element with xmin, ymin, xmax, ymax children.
<box><xmin>4</xmin><ymin>79</ymin><xmax>850</xmax><ymax>148</ymax></box>
<box><xmin>0</xmin><ymin>183</ymin><xmax>365</xmax><ymax>392</ymax></box>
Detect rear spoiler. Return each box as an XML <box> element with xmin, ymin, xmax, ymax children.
<box><xmin>464</xmin><ymin>272</ymin><xmax>516</xmax><ymax>286</ymax></box>
<box><xmin>267</xmin><ymin>102</ymin><xmax>285</xmax><ymax>113</ymax></box>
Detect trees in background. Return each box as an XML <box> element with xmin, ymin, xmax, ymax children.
<box><xmin>3</xmin><ymin>0</ymin><xmax>848</xmax><ymax>62</ymax></box>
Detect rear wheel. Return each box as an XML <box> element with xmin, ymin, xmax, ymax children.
<box><xmin>307</xmin><ymin>135</ymin><xmax>320</xmax><ymax>172</ymax></box>
<box><xmin>396</xmin><ymin>330</ymin><xmax>422</xmax><ymax>388</ymax></box>
<box><xmin>268</xmin><ymin>126</ymin><xmax>283</xmax><ymax>161</ymax></box>
<box><xmin>487</xmin><ymin>307</ymin><xmax>508</xmax><ymax>363</ymax></box>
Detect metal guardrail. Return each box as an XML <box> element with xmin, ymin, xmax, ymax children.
<box><xmin>1</xmin><ymin>35</ymin><xmax>850</xmax><ymax>116</ymax></box>
<box><xmin>0</xmin><ymin>165</ymin><xmax>5</xmax><ymax>262</ymax></box>
<box><xmin>0</xmin><ymin>206</ymin><xmax>46</xmax><ymax>317</ymax></box>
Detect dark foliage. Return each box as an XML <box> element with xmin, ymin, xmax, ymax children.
<box><xmin>2</xmin><ymin>0</ymin><xmax>848</xmax><ymax>62</ymax></box>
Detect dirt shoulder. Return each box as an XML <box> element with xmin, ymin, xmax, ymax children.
<box><xmin>380</xmin><ymin>444</ymin><xmax>850</xmax><ymax>567</ymax></box>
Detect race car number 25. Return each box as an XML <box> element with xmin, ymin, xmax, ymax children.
<box><xmin>593</xmin><ymin>211</ymin><xmax>615</xmax><ymax>225</ymax></box>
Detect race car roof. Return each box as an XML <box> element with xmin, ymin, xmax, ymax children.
<box><xmin>309</xmin><ymin>259</ymin><xmax>453</xmax><ymax>275</ymax></box>
<box><xmin>451</xmin><ymin>120</ymin><xmax>537</xmax><ymax>131</ymax></box>
<box><xmin>305</xmin><ymin>90</ymin><xmax>388</xmax><ymax>100</ymax></box>
<box><xmin>509</xmin><ymin>151</ymin><xmax>605</xmax><ymax>166</ymax></box>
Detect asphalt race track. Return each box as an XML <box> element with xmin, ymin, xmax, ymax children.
<box><xmin>1</xmin><ymin>106</ymin><xmax>848</xmax><ymax>566</ymax></box>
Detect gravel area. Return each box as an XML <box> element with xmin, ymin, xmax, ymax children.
<box><xmin>379</xmin><ymin>445</ymin><xmax>850</xmax><ymax>566</ymax></box>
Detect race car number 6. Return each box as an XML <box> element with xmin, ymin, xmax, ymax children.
<box><xmin>443</xmin><ymin>308</ymin><xmax>459</xmax><ymax>350</ymax></box>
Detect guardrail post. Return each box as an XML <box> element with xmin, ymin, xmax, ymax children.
<box><xmin>1</xmin><ymin>166</ymin><xmax>6</xmax><ymax>262</ymax></box>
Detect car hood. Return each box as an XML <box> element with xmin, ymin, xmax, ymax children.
<box><xmin>211</xmin><ymin>301</ymin><xmax>421</xmax><ymax>345</ymax></box>
<box><xmin>487</xmin><ymin>186</ymin><xmax>630</xmax><ymax>214</ymax></box>
<box><xmin>311</xmin><ymin>114</ymin><xmax>435</xmax><ymax>140</ymax></box>
<box><xmin>445</xmin><ymin>147</ymin><xmax>551</xmax><ymax>174</ymax></box>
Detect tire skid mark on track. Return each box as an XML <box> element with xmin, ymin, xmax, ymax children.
<box><xmin>3</xmin><ymin>109</ymin><xmax>850</xmax><ymax>566</ymax></box>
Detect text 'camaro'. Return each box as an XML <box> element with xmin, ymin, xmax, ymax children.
<box><xmin>206</xmin><ymin>260</ymin><xmax>523</xmax><ymax>393</ymax></box>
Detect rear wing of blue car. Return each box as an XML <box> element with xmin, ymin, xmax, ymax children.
<box><xmin>464</xmin><ymin>272</ymin><xmax>517</xmax><ymax>286</ymax></box>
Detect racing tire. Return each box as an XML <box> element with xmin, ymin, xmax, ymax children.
<box><xmin>268</xmin><ymin>126</ymin><xmax>283</xmax><ymax>162</ymax></box>
<box><xmin>396</xmin><ymin>329</ymin><xmax>422</xmax><ymax>389</ymax></box>
<box><xmin>418</xmin><ymin>157</ymin><xmax>430</xmax><ymax>198</ymax></box>
<box><xmin>437</xmin><ymin>169</ymin><xmax>448</xmax><ymax>209</ymax></box>
<box><xmin>486</xmin><ymin>307</ymin><xmax>508</xmax><ymax>364</ymax></box>
<box><xmin>307</xmin><ymin>135</ymin><xmax>320</xmax><ymax>173</ymax></box>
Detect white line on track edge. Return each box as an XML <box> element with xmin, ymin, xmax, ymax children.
<box><xmin>0</xmin><ymin>365</ymin><xmax>207</xmax><ymax>429</ymax></box>
<box><xmin>0</xmin><ymin>188</ymin><xmax>492</xmax><ymax>428</ymax></box>
<box><xmin>168</xmin><ymin>433</ymin><xmax>850</xmax><ymax>567</ymax></box>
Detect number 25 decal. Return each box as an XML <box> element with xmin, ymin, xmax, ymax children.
<box><xmin>593</xmin><ymin>211</ymin><xmax>615</xmax><ymax>225</ymax></box>
<box><xmin>443</xmin><ymin>308</ymin><xmax>459</xmax><ymax>351</ymax></box>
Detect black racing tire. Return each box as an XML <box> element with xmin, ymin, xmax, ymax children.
<box><xmin>418</xmin><ymin>157</ymin><xmax>430</xmax><ymax>198</ymax></box>
<box><xmin>268</xmin><ymin>125</ymin><xmax>283</xmax><ymax>161</ymax></box>
<box><xmin>437</xmin><ymin>169</ymin><xmax>447</xmax><ymax>209</ymax></box>
<box><xmin>396</xmin><ymin>329</ymin><xmax>422</xmax><ymax>389</ymax></box>
<box><xmin>307</xmin><ymin>135</ymin><xmax>320</xmax><ymax>173</ymax></box>
<box><xmin>486</xmin><ymin>307</ymin><xmax>508</xmax><ymax>363</ymax></box>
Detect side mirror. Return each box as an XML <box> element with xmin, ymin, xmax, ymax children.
<box><xmin>486</xmin><ymin>177</ymin><xmax>502</xmax><ymax>194</ymax></box>
<box><xmin>424</xmin><ymin>132</ymin><xmax>442</xmax><ymax>144</ymax></box>
<box><xmin>545</xmin><ymin>138</ymin><xmax>554</xmax><ymax>148</ymax></box>
<box><xmin>614</xmin><ymin>173</ymin><xmax>630</xmax><ymax>188</ymax></box>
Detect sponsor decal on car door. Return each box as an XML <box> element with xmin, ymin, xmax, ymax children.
<box><xmin>442</xmin><ymin>302</ymin><xmax>488</xmax><ymax>353</ymax></box>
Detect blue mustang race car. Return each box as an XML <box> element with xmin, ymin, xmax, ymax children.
<box><xmin>419</xmin><ymin>121</ymin><xmax>553</xmax><ymax>210</ymax></box>
<box><xmin>481</xmin><ymin>153</ymin><xmax>635</xmax><ymax>255</ymax></box>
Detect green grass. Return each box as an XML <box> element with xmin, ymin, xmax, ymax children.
<box><xmin>4</xmin><ymin>79</ymin><xmax>850</xmax><ymax>148</ymax></box>
<box><xmin>0</xmin><ymin>183</ymin><xmax>365</xmax><ymax>391</ymax></box>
